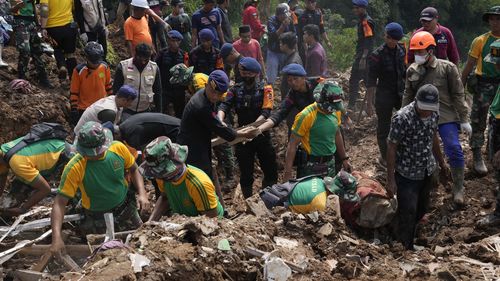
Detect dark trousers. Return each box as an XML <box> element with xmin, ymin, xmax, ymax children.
<box><xmin>235</xmin><ymin>133</ymin><xmax>278</xmax><ymax>198</ymax></box>
<box><xmin>375</xmin><ymin>96</ymin><xmax>401</xmax><ymax>160</ymax></box>
<box><xmin>488</xmin><ymin>117</ymin><xmax>500</xmax><ymax>214</ymax></box>
<box><xmin>46</xmin><ymin>23</ymin><xmax>78</xmax><ymax>77</ymax></box>
<box><xmin>395</xmin><ymin>170</ymin><xmax>436</xmax><ymax>249</ymax></box>
<box><xmin>348</xmin><ymin>56</ymin><xmax>367</xmax><ymax>109</ymax></box>
<box><xmin>86</xmin><ymin>28</ymin><xmax>108</xmax><ymax>60</ymax></box>
<box><xmin>164</xmin><ymin>86</ymin><xmax>187</xmax><ymax>118</ymax></box>
<box><xmin>149</xmin><ymin>16</ymin><xmax>167</xmax><ymax>51</ymax></box>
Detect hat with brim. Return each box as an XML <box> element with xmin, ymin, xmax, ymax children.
<box><xmin>483</xmin><ymin>6</ymin><xmax>500</xmax><ymax>22</ymax></box>
<box><xmin>76</xmin><ymin>121</ymin><xmax>113</xmax><ymax>157</ymax></box>
<box><xmin>415</xmin><ymin>84</ymin><xmax>439</xmax><ymax>112</ymax></box>
<box><xmin>169</xmin><ymin>64</ymin><xmax>194</xmax><ymax>85</ymax></box>
<box><xmin>139</xmin><ymin>136</ymin><xmax>188</xmax><ymax>179</ymax></box>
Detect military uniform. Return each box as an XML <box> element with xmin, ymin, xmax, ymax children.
<box><xmin>467</xmin><ymin>31</ymin><xmax>500</xmax><ymax>149</ymax></box>
<box><xmin>296</xmin><ymin>8</ymin><xmax>325</xmax><ymax>61</ymax></box>
<box><xmin>11</xmin><ymin>0</ymin><xmax>48</xmax><ymax>80</ymax></box>
<box><xmin>156</xmin><ymin>48</ymin><xmax>189</xmax><ymax>118</ymax></box>
<box><xmin>348</xmin><ymin>13</ymin><xmax>375</xmax><ymax>109</ymax></box>
<box><xmin>367</xmin><ymin>43</ymin><xmax>406</xmax><ymax>159</ymax></box>
<box><xmin>219</xmin><ymin>82</ymin><xmax>277</xmax><ymax>198</ymax></box>
<box><xmin>165</xmin><ymin>12</ymin><xmax>192</xmax><ymax>52</ymax></box>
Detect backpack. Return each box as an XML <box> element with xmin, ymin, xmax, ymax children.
<box><xmin>3</xmin><ymin>122</ymin><xmax>68</xmax><ymax>162</ymax></box>
<box><xmin>259</xmin><ymin>174</ymin><xmax>320</xmax><ymax>210</ymax></box>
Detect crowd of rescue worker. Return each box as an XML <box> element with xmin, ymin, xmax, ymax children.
<box><xmin>0</xmin><ymin>0</ymin><xmax>498</xmax><ymax>253</ymax></box>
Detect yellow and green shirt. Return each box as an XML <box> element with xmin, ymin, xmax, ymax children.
<box><xmin>39</xmin><ymin>0</ymin><xmax>73</xmax><ymax>28</ymax></box>
<box><xmin>292</xmin><ymin>103</ymin><xmax>339</xmax><ymax>156</ymax></box>
<box><xmin>190</xmin><ymin>72</ymin><xmax>209</xmax><ymax>93</ymax></box>
<box><xmin>58</xmin><ymin>141</ymin><xmax>135</xmax><ymax>212</ymax></box>
<box><xmin>469</xmin><ymin>32</ymin><xmax>500</xmax><ymax>78</ymax></box>
<box><xmin>0</xmin><ymin>138</ymin><xmax>65</xmax><ymax>184</ymax></box>
<box><xmin>490</xmin><ymin>86</ymin><xmax>500</xmax><ymax>119</ymax></box>
<box><xmin>156</xmin><ymin>165</ymin><xmax>224</xmax><ymax>218</ymax></box>
<box><xmin>288</xmin><ymin>177</ymin><xmax>327</xmax><ymax>214</ymax></box>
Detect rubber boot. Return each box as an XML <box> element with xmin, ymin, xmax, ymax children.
<box><xmin>0</xmin><ymin>45</ymin><xmax>8</xmax><ymax>67</ymax></box>
<box><xmin>38</xmin><ymin>71</ymin><xmax>54</xmax><ymax>89</ymax></box>
<box><xmin>472</xmin><ymin>148</ymin><xmax>488</xmax><ymax>175</ymax></box>
<box><xmin>451</xmin><ymin>167</ymin><xmax>465</xmax><ymax>205</ymax></box>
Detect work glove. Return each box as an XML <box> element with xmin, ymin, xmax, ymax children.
<box><xmin>69</xmin><ymin>108</ymin><xmax>80</xmax><ymax>126</ymax></box>
<box><xmin>460</xmin><ymin>122</ymin><xmax>472</xmax><ymax>135</ymax></box>
<box><xmin>79</xmin><ymin>33</ymin><xmax>88</xmax><ymax>45</ymax></box>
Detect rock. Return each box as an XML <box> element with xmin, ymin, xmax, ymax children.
<box><xmin>274</xmin><ymin>236</ymin><xmax>299</xmax><ymax>250</ymax></box>
<box><xmin>317</xmin><ymin>223</ymin><xmax>333</xmax><ymax>237</ymax></box>
<box><xmin>437</xmin><ymin>269</ymin><xmax>457</xmax><ymax>281</ymax></box>
<box><xmin>306</xmin><ymin>211</ymin><xmax>319</xmax><ymax>222</ymax></box>
<box><xmin>217</xmin><ymin>239</ymin><xmax>231</xmax><ymax>251</ymax></box>
<box><xmin>128</xmin><ymin>253</ymin><xmax>150</xmax><ymax>273</ymax></box>
<box><xmin>326</xmin><ymin>259</ymin><xmax>338</xmax><ymax>271</ymax></box>
<box><xmin>428</xmin><ymin>262</ymin><xmax>441</xmax><ymax>273</ymax></box>
<box><xmin>434</xmin><ymin>245</ymin><xmax>449</xmax><ymax>255</ymax></box>
<box><xmin>264</xmin><ymin>257</ymin><xmax>292</xmax><ymax>281</ymax></box>
<box><xmin>452</xmin><ymin>227</ymin><xmax>474</xmax><ymax>242</ymax></box>
<box><xmin>246</xmin><ymin>194</ymin><xmax>273</xmax><ymax>217</ymax></box>
<box><xmin>326</xmin><ymin>195</ymin><xmax>341</xmax><ymax>217</ymax></box>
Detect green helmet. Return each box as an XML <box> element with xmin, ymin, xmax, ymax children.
<box><xmin>169</xmin><ymin>63</ymin><xmax>194</xmax><ymax>85</ymax></box>
<box><xmin>483</xmin><ymin>6</ymin><xmax>500</xmax><ymax>22</ymax></box>
<box><xmin>313</xmin><ymin>79</ymin><xmax>344</xmax><ymax>113</ymax></box>
<box><xmin>484</xmin><ymin>39</ymin><xmax>500</xmax><ymax>65</ymax></box>
<box><xmin>139</xmin><ymin>136</ymin><xmax>188</xmax><ymax>179</ymax></box>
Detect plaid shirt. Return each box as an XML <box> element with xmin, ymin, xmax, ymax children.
<box><xmin>388</xmin><ymin>102</ymin><xmax>438</xmax><ymax>180</ymax></box>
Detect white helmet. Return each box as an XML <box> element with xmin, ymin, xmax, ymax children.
<box><xmin>131</xmin><ymin>0</ymin><xmax>149</xmax><ymax>8</ymax></box>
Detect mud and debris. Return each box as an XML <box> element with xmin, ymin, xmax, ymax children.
<box><xmin>0</xmin><ymin>37</ymin><xmax>498</xmax><ymax>281</ymax></box>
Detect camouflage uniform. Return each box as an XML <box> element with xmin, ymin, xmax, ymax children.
<box><xmin>470</xmin><ymin>80</ymin><xmax>500</xmax><ymax>148</ymax></box>
<box><xmin>13</xmin><ymin>19</ymin><xmax>47</xmax><ymax>79</ymax></box>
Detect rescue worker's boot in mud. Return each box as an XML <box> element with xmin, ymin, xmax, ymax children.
<box><xmin>451</xmin><ymin>167</ymin><xmax>465</xmax><ymax>205</ymax></box>
<box><xmin>39</xmin><ymin>71</ymin><xmax>54</xmax><ymax>89</ymax></box>
<box><xmin>472</xmin><ymin>148</ymin><xmax>488</xmax><ymax>175</ymax></box>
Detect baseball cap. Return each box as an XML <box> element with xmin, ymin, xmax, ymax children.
<box><xmin>420</xmin><ymin>7</ymin><xmax>438</xmax><ymax>21</ymax></box>
<box><xmin>415</xmin><ymin>84</ymin><xmax>439</xmax><ymax>112</ymax></box>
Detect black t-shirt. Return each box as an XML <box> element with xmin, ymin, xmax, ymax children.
<box><xmin>119</xmin><ymin>112</ymin><xmax>180</xmax><ymax>149</ymax></box>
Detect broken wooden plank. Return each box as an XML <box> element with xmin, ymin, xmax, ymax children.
<box><xmin>13</xmin><ymin>269</ymin><xmax>47</xmax><ymax>281</ymax></box>
<box><xmin>245</xmin><ymin>246</ymin><xmax>306</xmax><ymax>272</ymax></box>
<box><xmin>56</xmin><ymin>253</ymin><xmax>81</xmax><ymax>271</ymax></box>
<box><xmin>31</xmin><ymin>252</ymin><xmax>53</xmax><ymax>272</ymax></box>
<box><xmin>0</xmin><ymin>230</ymin><xmax>51</xmax><ymax>263</ymax></box>
<box><xmin>20</xmin><ymin>244</ymin><xmax>94</xmax><ymax>256</ymax></box>
<box><xmin>211</xmin><ymin>119</ymin><xmax>266</xmax><ymax>147</ymax></box>
<box><xmin>104</xmin><ymin>213</ymin><xmax>115</xmax><ymax>242</ymax></box>
<box><xmin>0</xmin><ymin>207</ymin><xmax>50</xmax><ymax>243</ymax></box>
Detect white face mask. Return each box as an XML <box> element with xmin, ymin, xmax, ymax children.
<box><xmin>414</xmin><ymin>54</ymin><xmax>428</xmax><ymax>65</ymax></box>
<box><xmin>179</xmin><ymin>8</ymin><xmax>184</xmax><ymax>14</ymax></box>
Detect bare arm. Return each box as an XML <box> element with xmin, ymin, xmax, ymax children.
<box><xmin>148</xmin><ymin>194</ymin><xmax>169</xmax><ymax>222</ymax></box>
<box><xmin>283</xmin><ymin>134</ymin><xmax>301</xmax><ymax>181</ymax></box>
<box><xmin>461</xmin><ymin>56</ymin><xmax>477</xmax><ymax>87</ymax></box>
<box><xmin>50</xmin><ymin>195</ymin><xmax>69</xmax><ymax>255</ymax></box>
<box><xmin>335</xmin><ymin>130</ymin><xmax>351</xmax><ymax>172</ymax></box>
<box><xmin>257</xmin><ymin>119</ymin><xmax>275</xmax><ymax>134</ymax></box>
<box><xmin>130</xmin><ymin>163</ymin><xmax>149</xmax><ymax>210</ymax></box>
<box><xmin>21</xmin><ymin>176</ymin><xmax>51</xmax><ymax>211</ymax></box>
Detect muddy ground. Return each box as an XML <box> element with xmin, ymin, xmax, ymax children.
<box><xmin>0</xmin><ymin>36</ymin><xmax>498</xmax><ymax>280</ymax></box>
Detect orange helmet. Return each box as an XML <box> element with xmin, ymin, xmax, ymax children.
<box><xmin>409</xmin><ymin>31</ymin><xmax>436</xmax><ymax>51</ymax></box>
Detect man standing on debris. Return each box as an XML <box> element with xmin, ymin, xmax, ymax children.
<box><xmin>191</xmin><ymin>0</ymin><xmax>224</xmax><ymax>48</ymax></box>
<box><xmin>366</xmin><ymin>22</ymin><xmax>406</xmax><ymax>167</ymax></box>
<box><xmin>387</xmin><ymin>84</ymin><xmax>449</xmax><ymax>250</ymax></box>
<box><xmin>233</xmin><ymin>25</ymin><xmax>266</xmax><ymax>74</ymax></box>
<box><xmin>303</xmin><ymin>24</ymin><xmax>327</xmax><ymax>77</ymax></box>
<box><xmin>188</xmin><ymin>29</ymin><xmax>224</xmax><ymax>75</ymax></box>
<box><xmin>11</xmin><ymin>0</ymin><xmax>53</xmax><ymax>88</ymax></box>
<box><xmin>283</xmin><ymin>80</ymin><xmax>351</xmax><ymax>181</ymax></box>
<box><xmin>142</xmin><ymin>137</ymin><xmax>224</xmax><ymax>219</ymax></box>
<box><xmin>218</xmin><ymin>57</ymin><xmax>278</xmax><ymax>198</ymax></box>
<box><xmin>178</xmin><ymin>70</ymin><xmax>260</xmax><ymax>179</ymax></box>
<box><xmin>347</xmin><ymin>0</ymin><xmax>375</xmax><ymax>111</ymax></box>
<box><xmin>113</xmin><ymin>43</ymin><xmax>163</xmax><ymax>119</ymax></box>
<box><xmin>51</xmin><ymin>122</ymin><xmax>149</xmax><ymax>253</ymax></box>
<box><xmin>69</xmin><ymin>42</ymin><xmax>112</xmax><ymax>126</ymax></box>
<box><xmin>403</xmin><ymin>31</ymin><xmax>469</xmax><ymax>206</ymax></box>
<box><xmin>266</xmin><ymin>3</ymin><xmax>295</xmax><ymax>85</ymax></box>
<box><xmin>279</xmin><ymin>32</ymin><xmax>302</xmax><ymax>100</ymax></box>
<box><xmin>461</xmin><ymin>6</ymin><xmax>500</xmax><ymax>176</ymax></box>
<box><xmin>479</xmin><ymin>40</ymin><xmax>500</xmax><ymax>226</ymax></box>
<box><xmin>165</xmin><ymin>0</ymin><xmax>192</xmax><ymax>52</ymax></box>
<box><xmin>156</xmin><ymin>30</ymin><xmax>189</xmax><ymax>118</ymax></box>
<box><xmin>74</xmin><ymin>0</ymin><xmax>108</xmax><ymax>59</ymax></box>
<box><xmin>296</xmin><ymin>0</ymin><xmax>331</xmax><ymax>62</ymax></box>
<box><xmin>74</xmin><ymin>85</ymin><xmax>138</xmax><ymax>134</ymax></box>
<box><xmin>39</xmin><ymin>0</ymin><xmax>78</xmax><ymax>81</ymax></box>
<box><xmin>407</xmin><ymin>7</ymin><xmax>460</xmax><ymax>65</ymax></box>
<box><xmin>0</xmin><ymin>131</ymin><xmax>70</xmax><ymax>216</ymax></box>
